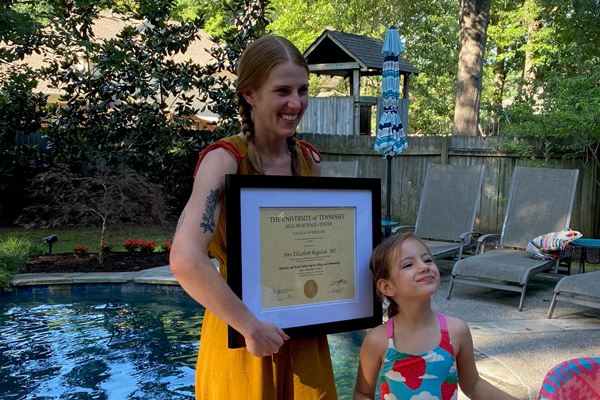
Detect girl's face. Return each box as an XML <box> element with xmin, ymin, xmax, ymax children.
<box><xmin>382</xmin><ymin>238</ymin><xmax>441</xmax><ymax>300</ymax></box>
<box><xmin>243</xmin><ymin>61</ymin><xmax>309</xmax><ymax>140</ymax></box>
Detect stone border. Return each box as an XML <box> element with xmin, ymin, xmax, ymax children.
<box><xmin>3</xmin><ymin>266</ymin><xmax>182</xmax><ymax>297</ymax></box>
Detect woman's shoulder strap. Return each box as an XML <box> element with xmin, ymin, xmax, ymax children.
<box><xmin>193</xmin><ymin>136</ymin><xmax>245</xmax><ymax>178</ymax></box>
<box><xmin>297</xmin><ymin>139</ymin><xmax>322</xmax><ymax>165</ymax></box>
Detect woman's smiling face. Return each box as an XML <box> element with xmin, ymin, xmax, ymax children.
<box><xmin>243</xmin><ymin>61</ymin><xmax>309</xmax><ymax>139</ymax></box>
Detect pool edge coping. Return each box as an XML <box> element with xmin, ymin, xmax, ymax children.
<box><xmin>8</xmin><ymin>265</ymin><xmax>179</xmax><ymax>287</ymax></box>
<box><xmin>8</xmin><ymin>259</ymin><xmax>222</xmax><ymax>288</ymax></box>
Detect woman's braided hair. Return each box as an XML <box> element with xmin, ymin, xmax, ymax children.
<box><xmin>369</xmin><ymin>232</ymin><xmax>434</xmax><ymax>319</ymax></box>
<box><xmin>236</xmin><ymin>35</ymin><xmax>309</xmax><ymax>175</ymax></box>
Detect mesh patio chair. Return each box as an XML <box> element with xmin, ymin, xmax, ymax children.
<box><xmin>547</xmin><ymin>271</ymin><xmax>600</xmax><ymax>318</ymax></box>
<box><xmin>320</xmin><ymin>160</ymin><xmax>359</xmax><ymax>177</ymax></box>
<box><xmin>392</xmin><ymin>163</ymin><xmax>486</xmax><ymax>261</ymax></box>
<box><xmin>447</xmin><ymin>166</ymin><xmax>579</xmax><ymax>311</ymax></box>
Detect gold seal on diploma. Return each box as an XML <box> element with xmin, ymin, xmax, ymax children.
<box><xmin>304</xmin><ymin>280</ymin><xmax>318</xmax><ymax>298</ymax></box>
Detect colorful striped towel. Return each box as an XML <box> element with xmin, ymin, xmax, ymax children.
<box><xmin>526</xmin><ymin>228</ymin><xmax>582</xmax><ymax>260</ymax></box>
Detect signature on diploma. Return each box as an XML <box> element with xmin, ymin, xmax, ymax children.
<box><xmin>268</xmin><ymin>286</ymin><xmax>295</xmax><ymax>302</ymax></box>
<box><xmin>328</xmin><ymin>279</ymin><xmax>348</xmax><ymax>293</ymax></box>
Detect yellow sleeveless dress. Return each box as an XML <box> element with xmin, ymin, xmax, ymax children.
<box><xmin>194</xmin><ymin>135</ymin><xmax>338</xmax><ymax>400</ymax></box>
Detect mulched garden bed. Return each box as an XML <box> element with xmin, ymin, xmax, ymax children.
<box><xmin>23</xmin><ymin>251</ymin><xmax>170</xmax><ymax>274</ymax></box>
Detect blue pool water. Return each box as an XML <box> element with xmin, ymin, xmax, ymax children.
<box><xmin>0</xmin><ymin>291</ymin><xmax>366</xmax><ymax>399</ymax></box>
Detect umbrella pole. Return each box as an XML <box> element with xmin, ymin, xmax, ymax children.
<box><xmin>385</xmin><ymin>155</ymin><xmax>393</xmax><ymax>237</ymax></box>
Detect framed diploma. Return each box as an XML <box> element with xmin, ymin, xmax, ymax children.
<box><xmin>226</xmin><ymin>174</ymin><xmax>382</xmax><ymax>349</ymax></box>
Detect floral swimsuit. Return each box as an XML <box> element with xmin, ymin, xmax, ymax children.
<box><xmin>376</xmin><ymin>312</ymin><xmax>458</xmax><ymax>400</ymax></box>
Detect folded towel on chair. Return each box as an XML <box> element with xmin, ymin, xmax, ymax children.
<box><xmin>526</xmin><ymin>228</ymin><xmax>582</xmax><ymax>260</ymax></box>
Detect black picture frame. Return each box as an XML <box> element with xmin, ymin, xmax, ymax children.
<box><xmin>226</xmin><ymin>174</ymin><xmax>382</xmax><ymax>349</ymax></box>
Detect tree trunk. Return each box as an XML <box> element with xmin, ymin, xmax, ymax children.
<box><xmin>492</xmin><ymin>48</ymin><xmax>506</xmax><ymax>107</ymax></box>
<box><xmin>490</xmin><ymin>53</ymin><xmax>506</xmax><ymax>136</ymax></box>
<box><xmin>519</xmin><ymin>0</ymin><xmax>540</xmax><ymax>98</ymax></box>
<box><xmin>453</xmin><ymin>0</ymin><xmax>491</xmax><ymax>136</ymax></box>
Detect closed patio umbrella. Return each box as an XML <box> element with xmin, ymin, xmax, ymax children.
<box><xmin>375</xmin><ymin>26</ymin><xmax>407</xmax><ymax>235</ymax></box>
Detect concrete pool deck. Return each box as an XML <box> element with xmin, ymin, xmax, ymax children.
<box><xmin>8</xmin><ymin>260</ymin><xmax>600</xmax><ymax>399</ymax></box>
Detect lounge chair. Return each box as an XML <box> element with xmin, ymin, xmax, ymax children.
<box><xmin>547</xmin><ymin>271</ymin><xmax>600</xmax><ymax>318</ymax></box>
<box><xmin>392</xmin><ymin>163</ymin><xmax>485</xmax><ymax>260</ymax></box>
<box><xmin>320</xmin><ymin>160</ymin><xmax>359</xmax><ymax>178</ymax></box>
<box><xmin>447</xmin><ymin>166</ymin><xmax>579</xmax><ymax>311</ymax></box>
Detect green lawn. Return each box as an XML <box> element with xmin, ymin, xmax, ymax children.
<box><xmin>0</xmin><ymin>224</ymin><xmax>177</xmax><ymax>254</ymax></box>
<box><xmin>0</xmin><ymin>224</ymin><xmax>177</xmax><ymax>290</ymax></box>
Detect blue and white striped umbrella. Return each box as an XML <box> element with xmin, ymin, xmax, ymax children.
<box><xmin>374</xmin><ymin>26</ymin><xmax>407</xmax><ymax>157</ymax></box>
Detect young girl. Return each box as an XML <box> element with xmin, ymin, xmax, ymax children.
<box><xmin>353</xmin><ymin>233</ymin><xmax>514</xmax><ymax>400</ymax></box>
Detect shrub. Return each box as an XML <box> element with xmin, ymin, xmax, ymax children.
<box><xmin>123</xmin><ymin>239</ymin><xmax>142</xmax><ymax>253</ymax></box>
<box><xmin>156</xmin><ymin>241</ymin><xmax>172</xmax><ymax>252</ymax></box>
<box><xmin>123</xmin><ymin>239</ymin><xmax>155</xmax><ymax>253</ymax></box>
<box><xmin>0</xmin><ymin>235</ymin><xmax>43</xmax><ymax>291</ymax></box>
<box><xmin>74</xmin><ymin>245</ymin><xmax>89</xmax><ymax>255</ymax></box>
<box><xmin>139</xmin><ymin>240</ymin><xmax>155</xmax><ymax>253</ymax></box>
<box><xmin>102</xmin><ymin>241</ymin><xmax>112</xmax><ymax>252</ymax></box>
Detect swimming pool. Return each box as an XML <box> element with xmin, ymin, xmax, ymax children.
<box><xmin>0</xmin><ymin>291</ymin><xmax>365</xmax><ymax>399</ymax></box>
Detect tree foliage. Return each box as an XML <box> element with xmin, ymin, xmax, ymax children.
<box><xmin>2</xmin><ymin>0</ymin><xmax>600</xmax><ymax>228</ymax></box>
<box><xmin>0</xmin><ymin>0</ymin><xmax>271</xmax><ymax>225</ymax></box>
<box><xmin>0</xmin><ymin>65</ymin><xmax>49</xmax><ymax>223</ymax></box>
<box><xmin>269</xmin><ymin>0</ymin><xmax>460</xmax><ymax>135</ymax></box>
<box><xmin>501</xmin><ymin>0</ymin><xmax>600</xmax><ymax>184</ymax></box>
<box><xmin>267</xmin><ymin>0</ymin><xmax>599</xmax><ymax>145</ymax></box>
<box><xmin>198</xmin><ymin>0</ymin><xmax>271</xmax><ymax>137</ymax></box>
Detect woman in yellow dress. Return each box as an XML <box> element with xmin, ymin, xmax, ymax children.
<box><xmin>170</xmin><ymin>35</ymin><xmax>338</xmax><ymax>399</ymax></box>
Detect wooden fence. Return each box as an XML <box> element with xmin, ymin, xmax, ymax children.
<box><xmin>297</xmin><ymin>133</ymin><xmax>600</xmax><ymax>238</ymax></box>
<box><xmin>13</xmin><ymin>130</ymin><xmax>599</xmax><ymax>237</ymax></box>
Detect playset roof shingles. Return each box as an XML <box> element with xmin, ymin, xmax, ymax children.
<box><xmin>303</xmin><ymin>30</ymin><xmax>419</xmax><ymax>77</ymax></box>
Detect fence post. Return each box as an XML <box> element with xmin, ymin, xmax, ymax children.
<box><xmin>352</xmin><ymin>70</ymin><xmax>360</xmax><ymax>135</ymax></box>
<box><xmin>441</xmin><ymin>136</ymin><xmax>449</xmax><ymax>165</ymax></box>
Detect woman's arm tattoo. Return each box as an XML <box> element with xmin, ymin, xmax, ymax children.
<box><xmin>200</xmin><ymin>189</ymin><xmax>220</xmax><ymax>233</ymax></box>
<box><xmin>174</xmin><ymin>210</ymin><xmax>186</xmax><ymax>237</ymax></box>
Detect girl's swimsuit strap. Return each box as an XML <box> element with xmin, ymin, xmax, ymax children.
<box><xmin>386</xmin><ymin>316</ymin><xmax>394</xmax><ymax>339</ymax></box>
<box><xmin>437</xmin><ymin>312</ymin><xmax>448</xmax><ymax>331</ymax></box>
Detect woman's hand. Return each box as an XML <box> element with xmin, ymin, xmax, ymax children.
<box><xmin>244</xmin><ymin>320</ymin><xmax>289</xmax><ymax>357</ymax></box>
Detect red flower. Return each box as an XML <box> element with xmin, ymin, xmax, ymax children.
<box><xmin>140</xmin><ymin>240</ymin><xmax>155</xmax><ymax>252</ymax></box>
<box><xmin>74</xmin><ymin>244</ymin><xmax>89</xmax><ymax>255</ymax></box>
<box><xmin>123</xmin><ymin>239</ymin><xmax>140</xmax><ymax>252</ymax></box>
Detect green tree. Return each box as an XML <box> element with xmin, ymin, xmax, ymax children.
<box><xmin>270</xmin><ymin>0</ymin><xmax>459</xmax><ymax>135</ymax></box>
<box><xmin>269</xmin><ymin>0</ymin><xmax>390</xmax><ymax>51</ymax></box>
<box><xmin>35</xmin><ymin>2</ymin><xmax>211</xmax><ymax>208</ymax></box>
<box><xmin>194</xmin><ymin>0</ymin><xmax>271</xmax><ymax>138</ymax></box>
<box><xmin>0</xmin><ymin>0</ymin><xmax>47</xmax><ymax>62</ymax></box>
<box><xmin>502</xmin><ymin>0</ymin><xmax>600</xmax><ymax>186</ymax></box>
<box><xmin>1</xmin><ymin>0</ymin><xmax>275</xmax><ymax>223</ymax></box>
<box><xmin>396</xmin><ymin>0</ymin><xmax>458</xmax><ymax>135</ymax></box>
<box><xmin>0</xmin><ymin>66</ymin><xmax>49</xmax><ymax>224</ymax></box>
